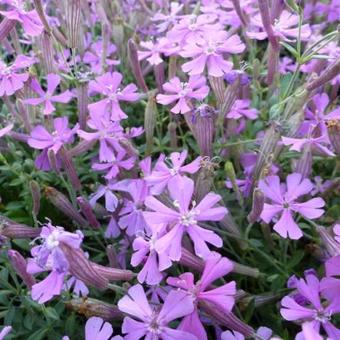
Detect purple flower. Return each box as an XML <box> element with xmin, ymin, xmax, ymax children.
<box><xmin>180</xmin><ymin>31</ymin><xmax>245</xmax><ymax>77</ymax></box>
<box><xmin>247</xmin><ymin>10</ymin><xmax>311</xmax><ymax>42</ymax></box>
<box><xmin>0</xmin><ymin>55</ymin><xmax>35</xmax><ymax>96</ymax></box>
<box><xmin>221</xmin><ymin>327</ymin><xmax>272</xmax><ymax>340</ymax></box>
<box><xmin>118</xmin><ymin>284</ymin><xmax>196</xmax><ymax>340</ymax></box>
<box><xmin>0</xmin><ymin>326</ymin><xmax>12</xmax><ymax>340</ymax></box>
<box><xmin>145</xmin><ymin>150</ymin><xmax>201</xmax><ymax>194</ymax></box>
<box><xmin>77</xmin><ymin>111</ymin><xmax>126</xmax><ymax>162</ymax></box>
<box><xmin>85</xmin><ymin>316</ymin><xmax>122</xmax><ymax>340</ymax></box>
<box><xmin>259</xmin><ymin>173</ymin><xmax>325</xmax><ymax>239</ymax></box>
<box><xmin>89</xmin><ymin>181</ymin><xmax>120</xmax><ymax>212</ymax></box>
<box><xmin>88</xmin><ymin>72</ymin><xmax>139</xmax><ymax>121</ymax></box>
<box><xmin>227</xmin><ymin>100</ymin><xmax>258</xmax><ymax>120</ymax></box>
<box><xmin>152</xmin><ymin>2</ymin><xmax>183</xmax><ymax>33</ymax></box>
<box><xmin>321</xmin><ymin>255</ymin><xmax>340</xmax><ymax>303</ymax></box>
<box><xmin>92</xmin><ymin>150</ymin><xmax>135</xmax><ymax>180</ymax></box>
<box><xmin>281</xmin><ymin>271</ymin><xmax>340</xmax><ymax>339</ymax></box>
<box><xmin>131</xmin><ymin>225</ymin><xmax>171</xmax><ymax>285</ymax></box>
<box><xmin>23</xmin><ymin>74</ymin><xmax>73</xmax><ymax>115</ymax></box>
<box><xmin>144</xmin><ymin>176</ymin><xmax>227</xmax><ymax>260</ymax></box>
<box><xmin>28</xmin><ymin>117</ymin><xmax>79</xmax><ymax>170</ymax></box>
<box><xmin>167</xmin><ymin>253</ymin><xmax>236</xmax><ymax>340</ymax></box>
<box><xmin>156</xmin><ymin>75</ymin><xmax>209</xmax><ymax>114</ymax></box>
<box><xmin>0</xmin><ymin>0</ymin><xmax>43</xmax><ymax>36</ymax></box>
<box><xmin>27</xmin><ymin>222</ymin><xmax>83</xmax><ymax>303</ymax></box>
<box><xmin>138</xmin><ymin>37</ymin><xmax>178</xmax><ymax>66</ymax></box>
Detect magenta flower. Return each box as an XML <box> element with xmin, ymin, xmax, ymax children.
<box><xmin>259</xmin><ymin>173</ymin><xmax>325</xmax><ymax>239</ymax></box>
<box><xmin>77</xmin><ymin>111</ymin><xmax>126</xmax><ymax>162</ymax></box>
<box><xmin>24</xmin><ymin>74</ymin><xmax>73</xmax><ymax>115</ymax></box>
<box><xmin>281</xmin><ymin>271</ymin><xmax>340</xmax><ymax>339</ymax></box>
<box><xmin>227</xmin><ymin>100</ymin><xmax>258</xmax><ymax>120</ymax></box>
<box><xmin>0</xmin><ymin>0</ymin><xmax>43</xmax><ymax>37</ymax></box>
<box><xmin>144</xmin><ymin>176</ymin><xmax>227</xmax><ymax>260</ymax></box>
<box><xmin>88</xmin><ymin>72</ymin><xmax>139</xmax><ymax>121</ymax></box>
<box><xmin>118</xmin><ymin>284</ymin><xmax>196</xmax><ymax>340</ymax></box>
<box><xmin>247</xmin><ymin>10</ymin><xmax>311</xmax><ymax>42</ymax></box>
<box><xmin>28</xmin><ymin>117</ymin><xmax>79</xmax><ymax>170</ymax></box>
<box><xmin>156</xmin><ymin>75</ymin><xmax>209</xmax><ymax>114</ymax></box>
<box><xmin>0</xmin><ymin>55</ymin><xmax>35</xmax><ymax>96</ymax></box>
<box><xmin>131</xmin><ymin>225</ymin><xmax>171</xmax><ymax>285</ymax></box>
<box><xmin>27</xmin><ymin>222</ymin><xmax>83</xmax><ymax>303</ymax></box>
<box><xmin>180</xmin><ymin>31</ymin><xmax>245</xmax><ymax>77</ymax></box>
<box><xmin>145</xmin><ymin>150</ymin><xmax>201</xmax><ymax>194</ymax></box>
<box><xmin>92</xmin><ymin>150</ymin><xmax>135</xmax><ymax>180</ymax></box>
<box><xmin>138</xmin><ymin>37</ymin><xmax>178</xmax><ymax>66</ymax></box>
<box><xmin>85</xmin><ymin>316</ymin><xmax>122</xmax><ymax>340</ymax></box>
<box><xmin>167</xmin><ymin>253</ymin><xmax>236</xmax><ymax>340</ymax></box>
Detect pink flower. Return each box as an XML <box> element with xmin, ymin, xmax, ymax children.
<box><xmin>85</xmin><ymin>316</ymin><xmax>122</xmax><ymax>340</ymax></box>
<box><xmin>145</xmin><ymin>150</ymin><xmax>201</xmax><ymax>194</ymax></box>
<box><xmin>0</xmin><ymin>0</ymin><xmax>43</xmax><ymax>36</ymax></box>
<box><xmin>227</xmin><ymin>100</ymin><xmax>258</xmax><ymax>120</ymax></box>
<box><xmin>156</xmin><ymin>76</ymin><xmax>209</xmax><ymax>114</ymax></box>
<box><xmin>138</xmin><ymin>37</ymin><xmax>178</xmax><ymax>66</ymax></box>
<box><xmin>77</xmin><ymin>111</ymin><xmax>126</xmax><ymax>162</ymax></box>
<box><xmin>0</xmin><ymin>55</ymin><xmax>35</xmax><ymax>96</ymax></box>
<box><xmin>167</xmin><ymin>253</ymin><xmax>236</xmax><ymax>340</ymax></box>
<box><xmin>180</xmin><ymin>31</ymin><xmax>245</xmax><ymax>77</ymax></box>
<box><xmin>131</xmin><ymin>225</ymin><xmax>171</xmax><ymax>285</ymax></box>
<box><xmin>88</xmin><ymin>72</ymin><xmax>139</xmax><ymax>121</ymax></box>
<box><xmin>281</xmin><ymin>271</ymin><xmax>340</xmax><ymax>339</ymax></box>
<box><xmin>259</xmin><ymin>173</ymin><xmax>325</xmax><ymax>239</ymax></box>
<box><xmin>247</xmin><ymin>10</ymin><xmax>311</xmax><ymax>42</ymax></box>
<box><xmin>152</xmin><ymin>2</ymin><xmax>183</xmax><ymax>33</ymax></box>
<box><xmin>144</xmin><ymin>176</ymin><xmax>227</xmax><ymax>260</ymax></box>
<box><xmin>118</xmin><ymin>284</ymin><xmax>196</xmax><ymax>340</ymax></box>
<box><xmin>24</xmin><ymin>74</ymin><xmax>73</xmax><ymax>115</ymax></box>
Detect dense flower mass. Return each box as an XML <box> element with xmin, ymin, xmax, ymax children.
<box><xmin>0</xmin><ymin>0</ymin><xmax>339</xmax><ymax>339</ymax></box>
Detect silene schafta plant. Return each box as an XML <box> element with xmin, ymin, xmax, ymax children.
<box><xmin>0</xmin><ymin>0</ymin><xmax>339</xmax><ymax>339</ymax></box>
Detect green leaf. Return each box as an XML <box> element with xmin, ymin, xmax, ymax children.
<box><xmin>43</xmin><ymin>307</ymin><xmax>59</xmax><ymax>321</ymax></box>
<box><xmin>27</xmin><ymin>327</ymin><xmax>49</xmax><ymax>340</ymax></box>
<box><xmin>280</xmin><ymin>41</ymin><xmax>298</xmax><ymax>57</ymax></box>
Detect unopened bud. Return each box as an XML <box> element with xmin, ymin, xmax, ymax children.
<box><xmin>69</xmin><ymin>140</ymin><xmax>96</xmax><ymax>157</ymax></box>
<box><xmin>179</xmin><ymin>247</ymin><xmax>204</xmax><ymax>271</ymax></box>
<box><xmin>317</xmin><ymin>225</ymin><xmax>340</xmax><ymax>258</ymax></box>
<box><xmin>247</xmin><ymin>188</ymin><xmax>265</xmax><ymax>223</ymax></box>
<box><xmin>60</xmin><ymin>243</ymin><xmax>108</xmax><ymax>290</ymax></box>
<box><xmin>66</xmin><ymin>297</ymin><xmax>123</xmax><ymax>320</ymax></box>
<box><xmin>194</xmin><ymin>158</ymin><xmax>218</xmax><ymax>201</ymax></box>
<box><xmin>77</xmin><ymin>197</ymin><xmax>100</xmax><ymax>229</ymax></box>
<box><xmin>65</xmin><ymin>0</ymin><xmax>81</xmax><ymax>49</ymax></box>
<box><xmin>128</xmin><ymin>39</ymin><xmax>148</xmax><ymax>92</ymax></box>
<box><xmin>294</xmin><ymin>145</ymin><xmax>312</xmax><ymax>178</ymax></box>
<box><xmin>91</xmin><ymin>263</ymin><xmax>135</xmax><ymax>281</ymax></box>
<box><xmin>327</xmin><ymin>119</ymin><xmax>340</xmax><ymax>155</ymax></box>
<box><xmin>168</xmin><ymin>121</ymin><xmax>177</xmax><ymax>149</ymax></box>
<box><xmin>59</xmin><ymin>147</ymin><xmax>82</xmax><ymax>191</ymax></box>
<box><xmin>41</xmin><ymin>31</ymin><xmax>56</xmax><ymax>74</ymax></box>
<box><xmin>0</xmin><ymin>18</ymin><xmax>16</xmax><ymax>42</ymax></box>
<box><xmin>45</xmin><ymin>187</ymin><xmax>87</xmax><ymax>226</ymax></box>
<box><xmin>154</xmin><ymin>63</ymin><xmax>165</xmax><ymax>93</ymax></box>
<box><xmin>76</xmin><ymin>81</ymin><xmax>89</xmax><ymax>130</ymax></box>
<box><xmin>29</xmin><ymin>180</ymin><xmax>41</xmax><ymax>216</ymax></box>
<box><xmin>47</xmin><ymin>149</ymin><xmax>60</xmax><ymax>173</ymax></box>
<box><xmin>0</xmin><ymin>216</ymin><xmax>41</xmax><ymax>239</ymax></box>
<box><xmin>33</xmin><ymin>0</ymin><xmax>51</xmax><ymax>33</ymax></box>
<box><xmin>106</xmin><ymin>245</ymin><xmax>118</xmax><ymax>268</ymax></box>
<box><xmin>144</xmin><ymin>92</ymin><xmax>157</xmax><ymax>155</ymax></box>
<box><xmin>8</xmin><ymin>250</ymin><xmax>35</xmax><ymax>289</ymax></box>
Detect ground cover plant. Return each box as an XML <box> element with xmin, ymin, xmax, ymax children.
<box><xmin>0</xmin><ymin>0</ymin><xmax>339</xmax><ymax>339</ymax></box>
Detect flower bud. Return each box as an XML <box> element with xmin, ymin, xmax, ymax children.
<box><xmin>327</xmin><ymin>119</ymin><xmax>340</xmax><ymax>156</ymax></box>
<box><xmin>65</xmin><ymin>0</ymin><xmax>81</xmax><ymax>49</ymax></box>
<box><xmin>76</xmin><ymin>80</ymin><xmax>89</xmax><ymax>130</ymax></box>
<box><xmin>194</xmin><ymin>157</ymin><xmax>218</xmax><ymax>201</ymax></box>
<box><xmin>33</xmin><ymin>0</ymin><xmax>51</xmax><ymax>33</ymax></box>
<box><xmin>179</xmin><ymin>247</ymin><xmax>204</xmax><ymax>271</ymax></box>
<box><xmin>106</xmin><ymin>245</ymin><xmax>118</xmax><ymax>268</ymax></box>
<box><xmin>200</xmin><ymin>301</ymin><xmax>254</xmax><ymax>337</ymax></box>
<box><xmin>225</xmin><ymin>161</ymin><xmax>244</xmax><ymax>207</ymax></box>
<box><xmin>168</xmin><ymin>56</ymin><xmax>177</xmax><ymax>79</ymax></box>
<box><xmin>208</xmin><ymin>76</ymin><xmax>226</xmax><ymax>108</ymax></box>
<box><xmin>30</xmin><ymin>180</ymin><xmax>41</xmax><ymax>216</ymax></box>
<box><xmin>77</xmin><ymin>196</ymin><xmax>101</xmax><ymax>229</ymax></box>
<box><xmin>317</xmin><ymin>226</ymin><xmax>340</xmax><ymax>258</ymax></box>
<box><xmin>8</xmin><ymin>250</ymin><xmax>35</xmax><ymax>289</ymax></box>
<box><xmin>91</xmin><ymin>263</ymin><xmax>135</xmax><ymax>281</ymax></box>
<box><xmin>69</xmin><ymin>140</ymin><xmax>97</xmax><ymax>157</ymax></box>
<box><xmin>45</xmin><ymin>187</ymin><xmax>87</xmax><ymax>226</ymax></box>
<box><xmin>128</xmin><ymin>39</ymin><xmax>148</xmax><ymax>92</ymax></box>
<box><xmin>193</xmin><ymin>104</ymin><xmax>217</xmax><ymax>157</ymax></box>
<box><xmin>0</xmin><ymin>18</ymin><xmax>16</xmax><ymax>42</ymax></box>
<box><xmin>294</xmin><ymin>145</ymin><xmax>312</xmax><ymax>178</ymax></box>
<box><xmin>167</xmin><ymin>121</ymin><xmax>177</xmax><ymax>149</ymax></box>
<box><xmin>144</xmin><ymin>92</ymin><xmax>157</xmax><ymax>155</ymax></box>
<box><xmin>258</xmin><ymin>0</ymin><xmax>279</xmax><ymax>50</ymax></box>
<box><xmin>0</xmin><ymin>216</ymin><xmax>41</xmax><ymax>239</ymax></box>
<box><xmin>60</xmin><ymin>243</ymin><xmax>108</xmax><ymax>290</ymax></box>
<box><xmin>154</xmin><ymin>63</ymin><xmax>165</xmax><ymax>93</ymax></box>
<box><xmin>247</xmin><ymin>188</ymin><xmax>265</xmax><ymax>223</ymax></box>
<box><xmin>66</xmin><ymin>297</ymin><xmax>123</xmax><ymax>320</ymax></box>
<box><xmin>41</xmin><ymin>31</ymin><xmax>56</xmax><ymax>74</ymax></box>
<box><xmin>306</xmin><ymin>59</ymin><xmax>340</xmax><ymax>92</ymax></box>
<box><xmin>59</xmin><ymin>147</ymin><xmax>82</xmax><ymax>191</ymax></box>
<box><xmin>232</xmin><ymin>262</ymin><xmax>260</xmax><ymax>278</ymax></box>
<box><xmin>47</xmin><ymin>149</ymin><xmax>60</xmax><ymax>173</ymax></box>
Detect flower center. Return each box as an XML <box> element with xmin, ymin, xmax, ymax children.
<box><xmin>179</xmin><ymin>207</ymin><xmax>198</xmax><ymax>226</ymax></box>
<box><xmin>46</xmin><ymin>230</ymin><xmax>60</xmax><ymax>249</ymax></box>
<box><xmin>314</xmin><ymin>309</ymin><xmax>332</xmax><ymax>323</ymax></box>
